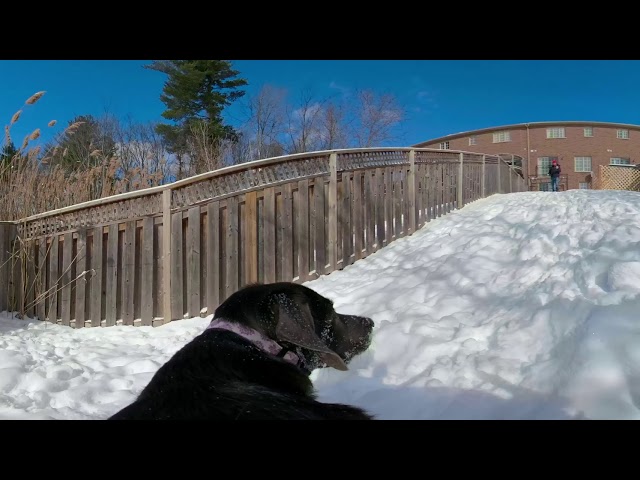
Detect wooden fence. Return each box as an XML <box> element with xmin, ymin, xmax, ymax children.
<box><xmin>596</xmin><ymin>165</ymin><xmax>640</xmax><ymax>191</ymax></box>
<box><xmin>0</xmin><ymin>148</ymin><xmax>526</xmax><ymax>327</ymax></box>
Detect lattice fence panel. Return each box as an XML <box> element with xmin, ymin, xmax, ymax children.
<box><xmin>415</xmin><ymin>151</ymin><xmax>460</xmax><ymax>164</ymax></box>
<box><xmin>171</xmin><ymin>155</ymin><xmax>330</xmax><ymax>209</ymax></box>
<box><xmin>337</xmin><ymin>150</ymin><xmax>408</xmax><ymax>170</ymax></box>
<box><xmin>598</xmin><ymin>165</ymin><xmax>640</xmax><ymax>191</ymax></box>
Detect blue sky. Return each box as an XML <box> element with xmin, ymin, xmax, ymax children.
<box><xmin>2</xmin><ymin>60</ymin><xmax>640</xmax><ymax>149</ymax></box>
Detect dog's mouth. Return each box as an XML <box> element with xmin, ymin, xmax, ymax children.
<box><xmin>317</xmin><ymin>314</ymin><xmax>374</xmax><ymax>369</ymax></box>
<box><xmin>341</xmin><ymin>334</ymin><xmax>373</xmax><ymax>363</ymax></box>
<box><xmin>280</xmin><ymin>314</ymin><xmax>374</xmax><ymax>375</ymax></box>
<box><xmin>337</xmin><ymin>314</ymin><xmax>374</xmax><ymax>360</ymax></box>
<box><xmin>296</xmin><ymin>337</ymin><xmax>372</xmax><ymax>374</ymax></box>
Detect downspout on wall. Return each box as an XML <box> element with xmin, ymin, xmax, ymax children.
<box><xmin>525</xmin><ymin>123</ymin><xmax>531</xmax><ymax>189</ymax></box>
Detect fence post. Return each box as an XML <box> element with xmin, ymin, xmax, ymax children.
<box><xmin>408</xmin><ymin>149</ymin><xmax>416</xmax><ymax>234</ymax></box>
<box><xmin>497</xmin><ymin>157</ymin><xmax>502</xmax><ymax>194</ymax></box>
<box><xmin>510</xmin><ymin>154</ymin><xmax>514</xmax><ymax>193</ymax></box>
<box><xmin>0</xmin><ymin>222</ymin><xmax>9</xmax><ymax>313</ymax></box>
<box><xmin>0</xmin><ymin>222</ymin><xmax>17</xmax><ymax>315</ymax></box>
<box><xmin>328</xmin><ymin>153</ymin><xmax>338</xmax><ymax>272</ymax></box>
<box><xmin>457</xmin><ymin>152</ymin><xmax>464</xmax><ymax>208</ymax></box>
<box><xmin>18</xmin><ymin>223</ymin><xmax>25</xmax><ymax>319</ymax></box>
<box><xmin>481</xmin><ymin>155</ymin><xmax>486</xmax><ymax>197</ymax></box>
<box><xmin>162</xmin><ymin>188</ymin><xmax>172</xmax><ymax>324</ymax></box>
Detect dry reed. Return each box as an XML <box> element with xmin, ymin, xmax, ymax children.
<box><xmin>1</xmin><ymin>91</ymin><xmax>169</xmax><ymax>221</ymax></box>
<box><xmin>11</xmin><ymin>110</ymin><xmax>21</xmax><ymax>125</ymax></box>
<box><xmin>25</xmin><ymin>91</ymin><xmax>46</xmax><ymax>105</ymax></box>
<box><xmin>1</xmin><ymin>89</ymin><xmax>171</xmax><ymax>321</ymax></box>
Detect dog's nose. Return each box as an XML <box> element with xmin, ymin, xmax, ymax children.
<box><xmin>339</xmin><ymin>314</ymin><xmax>374</xmax><ymax>330</ymax></box>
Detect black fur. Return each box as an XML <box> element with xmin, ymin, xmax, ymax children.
<box><xmin>108</xmin><ymin>282</ymin><xmax>374</xmax><ymax>420</ymax></box>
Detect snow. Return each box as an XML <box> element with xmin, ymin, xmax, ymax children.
<box><xmin>3</xmin><ymin>189</ymin><xmax>640</xmax><ymax>419</ymax></box>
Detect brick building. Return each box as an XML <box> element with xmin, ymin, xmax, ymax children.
<box><xmin>413</xmin><ymin>121</ymin><xmax>640</xmax><ymax>190</ymax></box>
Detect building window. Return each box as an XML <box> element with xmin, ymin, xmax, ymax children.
<box><xmin>537</xmin><ymin>156</ymin><xmax>557</xmax><ymax>176</ymax></box>
<box><xmin>469</xmin><ymin>136</ymin><xmax>477</xmax><ymax>145</ymax></box>
<box><xmin>546</xmin><ymin>127</ymin><xmax>566</xmax><ymax>139</ymax></box>
<box><xmin>574</xmin><ymin>156</ymin><xmax>592</xmax><ymax>173</ymax></box>
<box><xmin>617</xmin><ymin>129</ymin><xmax>629</xmax><ymax>139</ymax></box>
<box><xmin>579</xmin><ymin>182</ymin><xmax>590</xmax><ymax>189</ymax></box>
<box><xmin>584</xmin><ymin>127</ymin><xmax>593</xmax><ymax>137</ymax></box>
<box><xmin>439</xmin><ymin>141</ymin><xmax>450</xmax><ymax>149</ymax></box>
<box><xmin>492</xmin><ymin>131</ymin><xmax>511</xmax><ymax>143</ymax></box>
<box><xmin>610</xmin><ymin>157</ymin><xmax>631</xmax><ymax>165</ymax></box>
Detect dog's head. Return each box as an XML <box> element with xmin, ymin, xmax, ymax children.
<box><xmin>213</xmin><ymin>282</ymin><xmax>374</xmax><ymax>373</ymax></box>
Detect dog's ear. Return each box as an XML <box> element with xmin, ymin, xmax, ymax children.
<box><xmin>272</xmin><ymin>293</ymin><xmax>348</xmax><ymax>371</ymax></box>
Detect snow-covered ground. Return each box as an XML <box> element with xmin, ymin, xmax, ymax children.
<box><xmin>2</xmin><ymin>190</ymin><xmax>640</xmax><ymax>420</ymax></box>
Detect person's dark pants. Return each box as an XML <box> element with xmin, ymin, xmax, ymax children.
<box><xmin>551</xmin><ymin>176</ymin><xmax>559</xmax><ymax>192</ymax></box>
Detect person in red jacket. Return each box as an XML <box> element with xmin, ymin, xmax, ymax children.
<box><xmin>549</xmin><ymin>159</ymin><xmax>561</xmax><ymax>191</ymax></box>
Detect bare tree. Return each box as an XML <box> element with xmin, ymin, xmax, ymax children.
<box><xmin>353</xmin><ymin>89</ymin><xmax>405</xmax><ymax>147</ymax></box>
<box><xmin>226</xmin><ymin>131</ymin><xmax>252</xmax><ymax>165</ymax></box>
<box><xmin>185</xmin><ymin>119</ymin><xmax>236</xmax><ymax>175</ymax></box>
<box><xmin>285</xmin><ymin>88</ymin><xmax>325</xmax><ymax>154</ymax></box>
<box><xmin>243</xmin><ymin>85</ymin><xmax>287</xmax><ymax>160</ymax></box>
<box><xmin>138</xmin><ymin>122</ymin><xmax>173</xmax><ymax>183</ymax></box>
<box><xmin>112</xmin><ymin>117</ymin><xmax>172</xmax><ymax>190</ymax></box>
<box><xmin>317</xmin><ymin>100</ymin><xmax>350</xmax><ymax>150</ymax></box>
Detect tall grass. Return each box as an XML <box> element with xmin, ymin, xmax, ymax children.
<box><xmin>0</xmin><ymin>91</ymin><xmax>167</xmax><ymax>321</ymax></box>
<box><xmin>1</xmin><ymin>90</ymin><xmax>240</xmax><ymax>321</ymax></box>
<box><xmin>1</xmin><ymin>91</ymin><xmax>166</xmax><ymax>221</ymax></box>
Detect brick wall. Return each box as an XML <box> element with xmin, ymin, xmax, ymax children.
<box><xmin>415</xmin><ymin>123</ymin><xmax>640</xmax><ymax>190</ymax></box>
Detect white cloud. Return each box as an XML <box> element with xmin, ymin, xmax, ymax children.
<box><xmin>293</xmin><ymin>102</ymin><xmax>323</xmax><ymax>122</ymax></box>
<box><xmin>329</xmin><ymin>81</ymin><xmax>350</xmax><ymax>97</ymax></box>
<box><xmin>381</xmin><ymin>109</ymin><xmax>403</xmax><ymax>123</ymax></box>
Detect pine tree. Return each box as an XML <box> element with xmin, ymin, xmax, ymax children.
<box><xmin>145</xmin><ymin>60</ymin><xmax>247</xmax><ymax>156</ymax></box>
<box><xmin>1</xmin><ymin>141</ymin><xmax>18</xmax><ymax>165</ymax></box>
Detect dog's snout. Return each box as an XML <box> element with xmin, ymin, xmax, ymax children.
<box><xmin>340</xmin><ymin>314</ymin><xmax>374</xmax><ymax>329</ymax></box>
<box><xmin>353</xmin><ymin>315</ymin><xmax>374</xmax><ymax>330</ymax></box>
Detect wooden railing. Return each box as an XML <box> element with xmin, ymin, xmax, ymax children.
<box><xmin>528</xmin><ymin>174</ymin><xmax>569</xmax><ymax>191</ymax></box>
<box><xmin>0</xmin><ymin>147</ymin><xmax>526</xmax><ymax>327</ymax></box>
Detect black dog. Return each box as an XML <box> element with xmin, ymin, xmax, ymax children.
<box><xmin>108</xmin><ymin>282</ymin><xmax>375</xmax><ymax>420</ymax></box>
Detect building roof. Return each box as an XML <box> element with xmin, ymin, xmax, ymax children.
<box><xmin>413</xmin><ymin>121</ymin><xmax>640</xmax><ymax>147</ymax></box>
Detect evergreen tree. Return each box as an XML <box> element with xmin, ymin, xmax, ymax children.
<box><xmin>145</xmin><ymin>60</ymin><xmax>247</xmax><ymax>156</ymax></box>
<box><xmin>1</xmin><ymin>141</ymin><xmax>18</xmax><ymax>165</ymax></box>
<box><xmin>48</xmin><ymin>115</ymin><xmax>117</xmax><ymax>172</ymax></box>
